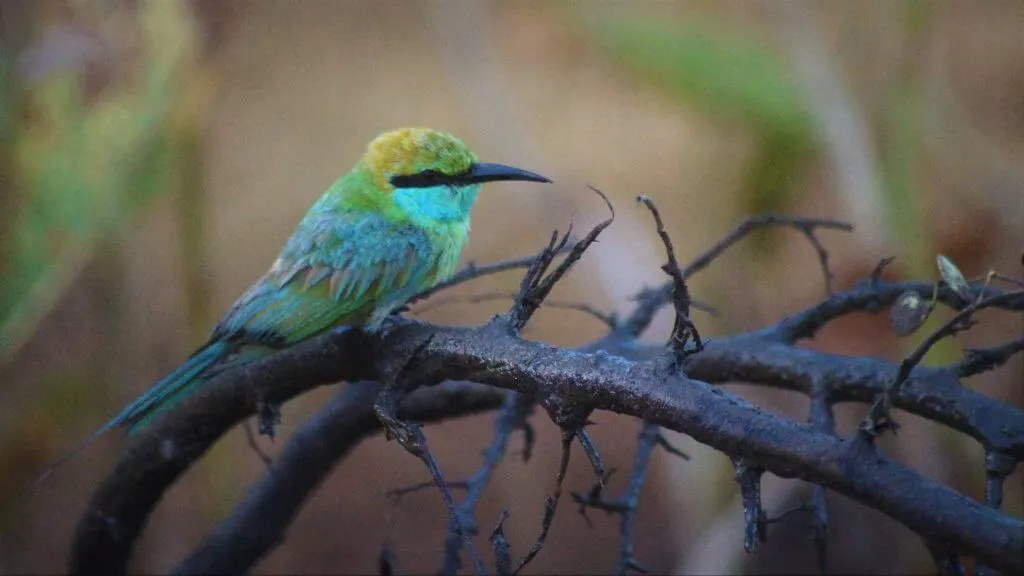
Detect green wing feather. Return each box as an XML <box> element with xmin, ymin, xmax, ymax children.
<box><xmin>122</xmin><ymin>210</ymin><xmax>441</xmax><ymax>432</ymax></box>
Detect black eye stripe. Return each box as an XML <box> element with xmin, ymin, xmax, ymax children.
<box><xmin>390</xmin><ymin>169</ymin><xmax>460</xmax><ymax>189</ymax></box>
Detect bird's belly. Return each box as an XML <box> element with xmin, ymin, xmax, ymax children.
<box><xmin>364</xmin><ymin>232</ymin><xmax>466</xmax><ymax>329</ymax></box>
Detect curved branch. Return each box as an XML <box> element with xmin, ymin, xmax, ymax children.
<box><xmin>71</xmin><ymin>318</ymin><xmax>1024</xmax><ymax>575</ymax></box>
<box><xmin>195</xmin><ymin>330</ymin><xmax>1024</xmax><ymax>575</ymax></box>
<box><xmin>684</xmin><ymin>338</ymin><xmax>1024</xmax><ymax>458</ymax></box>
<box><xmin>770</xmin><ymin>281</ymin><xmax>1023</xmax><ymax>343</ymax></box>
<box><xmin>175</xmin><ymin>381</ymin><xmax>507</xmax><ymax>574</ymax></box>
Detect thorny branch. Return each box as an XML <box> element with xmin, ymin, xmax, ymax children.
<box><xmin>621</xmin><ymin>213</ymin><xmax>853</xmax><ymax>338</ymax></box>
<box><xmin>861</xmin><ymin>289</ymin><xmax>1024</xmax><ymax>437</ymax></box>
<box><xmin>508</xmin><ymin>185</ymin><xmax>614</xmax><ymax>331</ymax></box>
<box><xmin>439</xmin><ymin>393</ymin><xmax>534</xmax><ymax>576</ymax></box>
<box><xmin>636</xmin><ymin>195</ymin><xmax>703</xmax><ymax>358</ymax></box>
<box><xmin>571</xmin><ymin>421</ymin><xmax>690</xmax><ymax>575</ymax></box>
<box><xmin>67</xmin><ymin>197</ymin><xmax>1024</xmax><ymax>575</ymax></box>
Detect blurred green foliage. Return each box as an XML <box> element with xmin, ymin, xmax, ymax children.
<box><xmin>580</xmin><ymin>13</ymin><xmax>815</xmax><ymax>233</ymax></box>
<box><xmin>0</xmin><ymin>1</ymin><xmax>207</xmax><ymax>361</ymax></box>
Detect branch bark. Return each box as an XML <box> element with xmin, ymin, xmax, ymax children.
<box><xmin>71</xmin><ymin>309</ymin><xmax>1024</xmax><ymax>574</ymax></box>
<box><xmin>67</xmin><ymin>205</ymin><xmax>1024</xmax><ymax>575</ymax></box>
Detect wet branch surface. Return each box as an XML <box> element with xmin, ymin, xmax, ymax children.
<box><xmin>68</xmin><ymin>202</ymin><xmax>1024</xmax><ymax>575</ymax></box>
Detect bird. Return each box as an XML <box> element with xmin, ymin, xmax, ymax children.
<box><xmin>31</xmin><ymin>127</ymin><xmax>551</xmax><ymax>487</ymax></box>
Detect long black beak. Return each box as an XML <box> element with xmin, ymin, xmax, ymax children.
<box><xmin>460</xmin><ymin>162</ymin><xmax>552</xmax><ymax>185</ymax></box>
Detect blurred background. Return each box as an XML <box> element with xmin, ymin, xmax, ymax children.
<box><xmin>1</xmin><ymin>1</ymin><xmax>1022</xmax><ymax>573</ymax></box>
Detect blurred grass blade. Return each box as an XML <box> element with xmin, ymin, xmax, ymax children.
<box><xmin>579</xmin><ymin>13</ymin><xmax>815</xmax><ymax>249</ymax></box>
<box><xmin>0</xmin><ymin>1</ymin><xmax>204</xmax><ymax>362</ymax></box>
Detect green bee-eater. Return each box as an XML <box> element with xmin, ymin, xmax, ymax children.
<box><xmin>34</xmin><ymin>127</ymin><xmax>550</xmax><ymax>485</ymax></box>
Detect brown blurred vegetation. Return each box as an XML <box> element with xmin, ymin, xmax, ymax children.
<box><xmin>1</xmin><ymin>1</ymin><xmax>1021</xmax><ymax>573</ymax></box>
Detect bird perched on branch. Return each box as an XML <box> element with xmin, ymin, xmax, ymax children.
<box><xmin>33</xmin><ymin>127</ymin><xmax>550</xmax><ymax>486</ymax></box>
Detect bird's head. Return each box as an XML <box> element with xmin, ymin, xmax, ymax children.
<box><xmin>356</xmin><ymin>127</ymin><xmax>550</xmax><ymax>226</ymax></box>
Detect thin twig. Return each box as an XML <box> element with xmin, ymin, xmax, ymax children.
<box><xmin>489</xmin><ymin>510</ymin><xmax>513</xmax><ymax>576</ymax></box>
<box><xmin>805</xmin><ymin>392</ymin><xmax>832</xmax><ymax>573</ymax></box>
<box><xmin>509</xmin><ymin>186</ymin><xmax>614</xmax><ymax>330</ymax></box>
<box><xmin>513</xmin><ymin>430</ymin><xmax>575</xmax><ymax>575</ymax></box>
<box><xmin>241</xmin><ymin>419</ymin><xmax>273</xmax><ymax>469</ymax></box>
<box><xmin>861</xmin><ymin>290</ymin><xmax>1024</xmax><ymax>436</ymax></box>
<box><xmin>953</xmin><ymin>337</ymin><xmax>1024</xmax><ymax>377</ymax></box>
<box><xmin>577</xmin><ymin>429</ymin><xmax>608</xmax><ymax>498</ymax></box>
<box><xmin>386</xmin><ymin>480</ymin><xmax>470</xmax><ymax>500</ymax></box>
<box><xmin>407</xmin><ymin>246</ymin><xmax>575</xmax><ymax>307</ymax></box>
<box><xmin>414</xmin><ymin>291</ymin><xmax>619</xmax><ymax>328</ymax></box>
<box><xmin>570</xmin><ymin>420</ymin><xmax>688</xmax><ymax>575</ymax></box>
<box><xmin>623</xmin><ymin>214</ymin><xmax>852</xmax><ymax>338</ymax></box>
<box><xmin>440</xmin><ymin>393</ymin><xmax>534</xmax><ymax>575</ymax></box>
<box><xmin>733</xmin><ymin>457</ymin><xmax>767</xmax><ymax>553</ymax></box>
<box><xmin>636</xmin><ymin>195</ymin><xmax>703</xmax><ymax>357</ymax></box>
<box><xmin>772</xmin><ymin>282</ymin><xmax>1022</xmax><ymax>344</ymax></box>
<box><xmin>970</xmin><ymin>271</ymin><xmax>1024</xmax><ymax>290</ymax></box>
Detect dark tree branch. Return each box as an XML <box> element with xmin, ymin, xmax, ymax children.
<box><xmin>508</xmin><ymin>186</ymin><xmax>614</xmax><ymax>331</ymax></box>
<box><xmin>954</xmin><ymin>337</ymin><xmax>1024</xmax><ymax>378</ymax></box>
<box><xmin>440</xmin><ymin>392</ymin><xmax>533</xmax><ymax>576</ymax></box>
<box><xmin>175</xmin><ymin>381</ymin><xmax>507</xmax><ymax>575</ymax></box>
<box><xmin>804</xmin><ymin>392</ymin><xmax>833</xmax><ymax>573</ymax></box>
<box><xmin>512</xmin><ymin>429</ymin><xmax>574</xmax><ymax>575</ymax></box>
<box><xmin>72</xmin><ymin>313</ymin><xmax>1024</xmax><ymax>574</ymax></box>
<box><xmin>161</xmin><ymin>289</ymin><xmax>1022</xmax><ymax>576</ymax></box>
<box><xmin>637</xmin><ymin>195</ymin><xmax>702</xmax><ymax>358</ymax></box>
<box><xmin>70</xmin><ymin>205</ymin><xmax>1024</xmax><ymax>576</ymax></box>
<box><xmin>733</xmin><ymin>458</ymin><xmax>768</xmax><ymax>553</ymax></box>
<box><xmin>683</xmin><ymin>338</ymin><xmax>1024</xmax><ymax>458</ymax></box>
<box><xmin>571</xmin><ymin>420</ymin><xmax>686</xmax><ymax>575</ymax></box>
<box><xmin>489</xmin><ymin>510</ymin><xmax>512</xmax><ymax>576</ymax></box>
<box><xmin>771</xmin><ymin>282</ymin><xmax>1023</xmax><ymax>343</ymax></box>
<box><xmin>860</xmin><ymin>290</ymin><xmax>1024</xmax><ymax>437</ymax></box>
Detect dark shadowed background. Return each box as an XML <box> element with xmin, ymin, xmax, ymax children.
<box><xmin>1</xmin><ymin>1</ymin><xmax>1022</xmax><ymax>573</ymax></box>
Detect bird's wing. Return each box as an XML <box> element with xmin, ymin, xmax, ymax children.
<box><xmin>210</xmin><ymin>210</ymin><xmax>438</xmax><ymax>347</ymax></box>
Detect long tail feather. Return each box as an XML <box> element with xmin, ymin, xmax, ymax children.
<box><xmin>120</xmin><ymin>341</ymin><xmax>231</xmax><ymax>434</ymax></box>
<box><xmin>23</xmin><ymin>341</ymin><xmax>230</xmax><ymax>495</ymax></box>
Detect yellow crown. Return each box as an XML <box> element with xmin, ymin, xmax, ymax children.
<box><xmin>362</xmin><ymin>128</ymin><xmax>477</xmax><ymax>189</ymax></box>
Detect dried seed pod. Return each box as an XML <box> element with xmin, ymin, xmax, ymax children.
<box><xmin>890</xmin><ymin>290</ymin><xmax>932</xmax><ymax>336</ymax></box>
<box><xmin>936</xmin><ymin>255</ymin><xmax>972</xmax><ymax>301</ymax></box>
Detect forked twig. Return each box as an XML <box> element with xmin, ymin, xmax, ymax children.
<box><xmin>636</xmin><ymin>195</ymin><xmax>703</xmax><ymax>358</ymax></box>
<box><xmin>861</xmin><ymin>290</ymin><xmax>1024</xmax><ymax>437</ymax></box>
<box><xmin>512</xmin><ymin>430</ymin><xmax>575</xmax><ymax>574</ymax></box>
<box><xmin>509</xmin><ymin>186</ymin><xmax>615</xmax><ymax>330</ymax></box>
<box><xmin>624</xmin><ymin>214</ymin><xmax>852</xmax><ymax>338</ymax></box>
